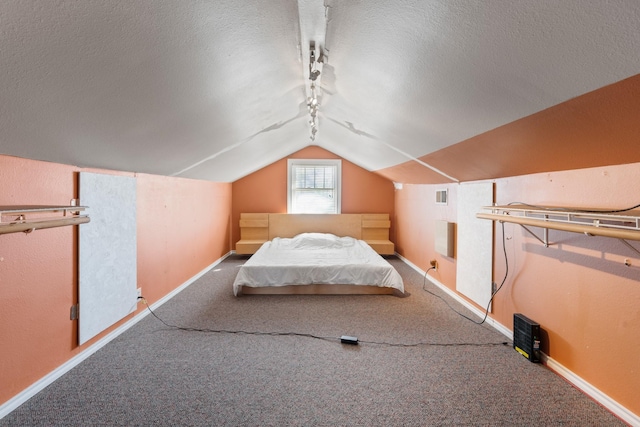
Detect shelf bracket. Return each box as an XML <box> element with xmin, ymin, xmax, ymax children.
<box><xmin>519</xmin><ymin>224</ymin><xmax>551</xmax><ymax>247</ymax></box>
<box><xmin>619</xmin><ymin>238</ymin><xmax>640</xmax><ymax>257</ymax></box>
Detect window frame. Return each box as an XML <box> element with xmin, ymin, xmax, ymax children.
<box><xmin>287</xmin><ymin>159</ymin><xmax>342</xmax><ymax>214</ymax></box>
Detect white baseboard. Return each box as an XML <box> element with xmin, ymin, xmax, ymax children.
<box><xmin>398</xmin><ymin>253</ymin><xmax>639</xmax><ymax>427</ymax></box>
<box><xmin>542</xmin><ymin>354</ymin><xmax>639</xmax><ymax>426</ymax></box>
<box><xmin>0</xmin><ymin>253</ymin><xmax>230</xmax><ymax>420</ymax></box>
<box><xmin>397</xmin><ymin>254</ymin><xmax>512</xmax><ymax>338</ymax></box>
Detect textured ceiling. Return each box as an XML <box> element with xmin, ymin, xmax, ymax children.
<box><xmin>1</xmin><ymin>0</ymin><xmax>639</xmax><ymax>183</ymax></box>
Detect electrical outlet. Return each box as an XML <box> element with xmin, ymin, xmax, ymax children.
<box><xmin>430</xmin><ymin>259</ymin><xmax>438</xmax><ymax>270</ymax></box>
<box><xmin>137</xmin><ymin>287</ymin><xmax>142</xmax><ymax>300</ymax></box>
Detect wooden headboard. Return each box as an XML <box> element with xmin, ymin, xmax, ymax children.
<box><xmin>268</xmin><ymin>214</ymin><xmax>362</xmax><ymax>240</ymax></box>
<box><xmin>236</xmin><ymin>213</ymin><xmax>394</xmax><ymax>255</ymax></box>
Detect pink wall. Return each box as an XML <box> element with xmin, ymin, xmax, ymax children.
<box><xmin>379</xmin><ymin>74</ymin><xmax>640</xmax><ymax>184</ymax></box>
<box><xmin>232</xmin><ymin>145</ymin><xmax>396</xmax><ymax>247</ymax></box>
<box><xmin>0</xmin><ymin>155</ymin><xmax>231</xmax><ymax>407</ymax></box>
<box><xmin>137</xmin><ymin>174</ymin><xmax>232</xmax><ymax>303</ymax></box>
<box><xmin>395</xmin><ymin>163</ymin><xmax>640</xmax><ymax>417</ymax></box>
<box><xmin>3</xmin><ymin>150</ymin><xmax>637</xmax><ymax>418</ymax></box>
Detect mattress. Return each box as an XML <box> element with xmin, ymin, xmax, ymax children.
<box><xmin>233</xmin><ymin>233</ymin><xmax>404</xmax><ymax>296</ymax></box>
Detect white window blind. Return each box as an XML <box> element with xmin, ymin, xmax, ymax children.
<box><xmin>288</xmin><ymin>159</ymin><xmax>341</xmax><ymax>213</ymax></box>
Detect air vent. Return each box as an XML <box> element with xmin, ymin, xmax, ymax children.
<box><xmin>435</xmin><ymin>189</ymin><xmax>447</xmax><ymax>205</ymax></box>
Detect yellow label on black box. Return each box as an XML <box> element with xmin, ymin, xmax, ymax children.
<box><xmin>515</xmin><ymin>346</ymin><xmax>530</xmax><ymax>359</ymax></box>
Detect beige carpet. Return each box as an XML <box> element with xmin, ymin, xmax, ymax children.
<box><xmin>0</xmin><ymin>256</ymin><xmax>625</xmax><ymax>426</ymax></box>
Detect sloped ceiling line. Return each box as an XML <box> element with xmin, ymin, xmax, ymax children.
<box><xmin>328</xmin><ymin>118</ymin><xmax>459</xmax><ymax>182</ymax></box>
<box><xmin>171</xmin><ymin>105</ymin><xmax>307</xmax><ymax>178</ymax></box>
<box><xmin>2</xmin><ymin>2</ymin><xmax>640</xmax><ymax>184</ymax></box>
<box><xmin>173</xmin><ymin>0</ymin><xmax>329</xmax><ymax>181</ymax></box>
<box><xmin>304</xmin><ymin>0</ymin><xmax>458</xmax><ymax>182</ymax></box>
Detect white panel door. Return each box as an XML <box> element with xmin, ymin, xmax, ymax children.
<box><xmin>456</xmin><ymin>182</ymin><xmax>494</xmax><ymax>309</ymax></box>
<box><xmin>79</xmin><ymin>172</ymin><xmax>137</xmax><ymax>345</ymax></box>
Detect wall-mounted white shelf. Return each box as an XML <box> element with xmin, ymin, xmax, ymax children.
<box><xmin>0</xmin><ymin>205</ymin><xmax>90</xmax><ymax>235</ymax></box>
<box><xmin>477</xmin><ymin>204</ymin><xmax>640</xmax><ymax>245</ymax></box>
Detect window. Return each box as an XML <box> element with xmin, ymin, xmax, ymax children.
<box><xmin>288</xmin><ymin>159</ymin><xmax>341</xmax><ymax>213</ymax></box>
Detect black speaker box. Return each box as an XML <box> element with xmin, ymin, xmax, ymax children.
<box><xmin>513</xmin><ymin>313</ymin><xmax>541</xmax><ymax>363</ymax></box>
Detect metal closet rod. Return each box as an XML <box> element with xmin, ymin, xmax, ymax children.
<box><xmin>476</xmin><ymin>204</ymin><xmax>640</xmax><ymax>243</ymax></box>
<box><xmin>0</xmin><ymin>205</ymin><xmax>90</xmax><ymax>235</ymax></box>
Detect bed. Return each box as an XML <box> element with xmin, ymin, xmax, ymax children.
<box><xmin>235</xmin><ymin>213</ymin><xmax>395</xmax><ymax>255</ymax></box>
<box><xmin>233</xmin><ymin>232</ymin><xmax>404</xmax><ymax>296</ymax></box>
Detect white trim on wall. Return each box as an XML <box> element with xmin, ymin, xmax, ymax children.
<box><xmin>4</xmin><ymin>251</ymin><xmax>636</xmax><ymax>426</ymax></box>
<box><xmin>398</xmin><ymin>254</ymin><xmax>511</xmax><ymax>338</ymax></box>
<box><xmin>398</xmin><ymin>254</ymin><xmax>640</xmax><ymax>427</ymax></box>
<box><xmin>0</xmin><ymin>254</ymin><xmax>230</xmax><ymax>421</ymax></box>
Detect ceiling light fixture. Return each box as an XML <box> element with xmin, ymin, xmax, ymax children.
<box><xmin>297</xmin><ymin>0</ymin><xmax>328</xmax><ymax>142</ymax></box>
<box><xmin>306</xmin><ymin>41</ymin><xmax>322</xmax><ymax>141</ymax></box>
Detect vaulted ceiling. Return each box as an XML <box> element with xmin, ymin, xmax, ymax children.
<box><xmin>1</xmin><ymin>1</ymin><xmax>639</xmax><ymax>184</ymax></box>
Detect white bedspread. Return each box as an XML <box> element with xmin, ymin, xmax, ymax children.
<box><xmin>233</xmin><ymin>233</ymin><xmax>404</xmax><ymax>296</ymax></box>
